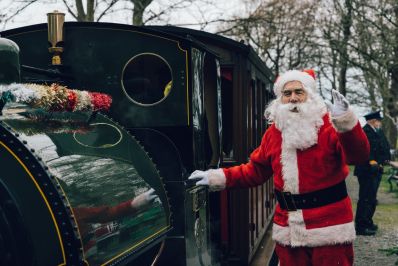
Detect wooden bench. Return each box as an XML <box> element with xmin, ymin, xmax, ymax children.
<box><xmin>388</xmin><ymin>161</ymin><xmax>398</xmax><ymax>191</ymax></box>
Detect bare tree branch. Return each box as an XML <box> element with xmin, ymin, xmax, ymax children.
<box><xmin>61</xmin><ymin>0</ymin><xmax>78</xmax><ymax>20</ymax></box>
<box><xmin>2</xmin><ymin>0</ymin><xmax>39</xmax><ymax>25</ymax></box>
<box><xmin>96</xmin><ymin>0</ymin><xmax>120</xmax><ymax>21</ymax></box>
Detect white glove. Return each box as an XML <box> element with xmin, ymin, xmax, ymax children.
<box><xmin>131</xmin><ymin>188</ymin><xmax>157</xmax><ymax>210</ymax></box>
<box><xmin>188</xmin><ymin>169</ymin><xmax>226</xmax><ymax>191</ymax></box>
<box><xmin>188</xmin><ymin>170</ymin><xmax>210</xmax><ymax>186</ymax></box>
<box><xmin>326</xmin><ymin>89</ymin><xmax>350</xmax><ymax>117</ymax></box>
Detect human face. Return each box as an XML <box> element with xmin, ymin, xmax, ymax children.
<box><xmin>369</xmin><ymin>119</ymin><xmax>382</xmax><ymax>129</ymax></box>
<box><xmin>281</xmin><ymin>81</ymin><xmax>308</xmax><ymax>104</ymax></box>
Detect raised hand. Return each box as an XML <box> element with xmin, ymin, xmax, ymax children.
<box><xmin>326</xmin><ymin>89</ymin><xmax>350</xmax><ymax>117</ymax></box>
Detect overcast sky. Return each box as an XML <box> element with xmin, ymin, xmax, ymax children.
<box><xmin>1</xmin><ymin>0</ymin><xmax>249</xmax><ymax>32</ymax></box>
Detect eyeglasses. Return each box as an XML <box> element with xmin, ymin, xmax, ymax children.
<box><xmin>281</xmin><ymin>88</ymin><xmax>306</xmax><ymax>97</ymax></box>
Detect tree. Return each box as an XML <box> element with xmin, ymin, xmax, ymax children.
<box><xmin>60</xmin><ymin>0</ymin><xmax>119</xmax><ymax>22</ymax></box>
<box><xmin>218</xmin><ymin>0</ymin><xmax>397</xmax><ymax>145</ymax></box>
<box><xmin>217</xmin><ymin>0</ymin><xmax>319</xmax><ymax>76</ymax></box>
<box><xmin>0</xmin><ymin>0</ymin><xmax>215</xmax><ymax>27</ymax></box>
<box><xmin>318</xmin><ymin>0</ymin><xmax>356</xmax><ymax>97</ymax></box>
<box><xmin>318</xmin><ymin>0</ymin><xmax>398</xmax><ymax>144</ymax></box>
<box><xmin>349</xmin><ymin>0</ymin><xmax>397</xmax><ymax>143</ymax></box>
<box><xmin>131</xmin><ymin>0</ymin><xmax>153</xmax><ymax>25</ymax></box>
<box><xmin>0</xmin><ymin>0</ymin><xmax>41</xmax><ymax>27</ymax></box>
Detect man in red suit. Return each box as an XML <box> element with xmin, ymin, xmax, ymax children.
<box><xmin>189</xmin><ymin>70</ymin><xmax>370</xmax><ymax>266</ymax></box>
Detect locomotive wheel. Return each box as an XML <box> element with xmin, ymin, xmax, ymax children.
<box><xmin>0</xmin><ymin>180</ymin><xmax>34</xmax><ymax>266</ymax></box>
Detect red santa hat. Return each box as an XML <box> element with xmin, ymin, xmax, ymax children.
<box><xmin>273</xmin><ymin>69</ymin><xmax>316</xmax><ymax>97</ymax></box>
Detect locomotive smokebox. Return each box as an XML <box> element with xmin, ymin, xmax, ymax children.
<box><xmin>47</xmin><ymin>10</ymin><xmax>65</xmax><ymax>65</ymax></box>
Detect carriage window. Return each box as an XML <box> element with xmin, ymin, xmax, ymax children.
<box><xmin>221</xmin><ymin>68</ymin><xmax>234</xmax><ymax>160</ymax></box>
<box><xmin>122</xmin><ymin>53</ymin><xmax>172</xmax><ymax>105</ymax></box>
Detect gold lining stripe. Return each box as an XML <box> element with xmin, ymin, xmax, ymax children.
<box><xmin>73</xmin><ymin>123</ymin><xmax>123</xmax><ymax>148</ymax></box>
<box><xmin>120</xmin><ymin>53</ymin><xmax>174</xmax><ymax>107</ymax></box>
<box><xmin>0</xmin><ymin>141</ymin><xmax>66</xmax><ymax>265</ymax></box>
<box><xmin>101</xmin><ymin>226</ymin><xmax>170</xmax><ymax>266</ymax></box>
<box><xmin>55</xmin><ymin>179</ymin><xmax>86</xmax><ymax>262</ymax></box>
<box><xmin>51</xmin><ymin>150</ymin><xmax>172</xmax><ymax>266</ymax></box>
<box><xmin>177</xmin><ymin>41</ymin><xmax>190</xmax><ymax>125</ymax></box>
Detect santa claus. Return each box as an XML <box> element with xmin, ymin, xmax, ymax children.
<box><xmin>189</xmin><ymin>69</ymin><xmax>370</xmax><ymax>265</ymax></box>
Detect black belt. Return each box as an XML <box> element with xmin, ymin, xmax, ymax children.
<box><xmin>275</xmin><ymin>181</ymin><xmax>348</xmax><ymax>211</ymax></box>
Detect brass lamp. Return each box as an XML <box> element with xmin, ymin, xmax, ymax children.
<box><xmin>47</xmin><ymin>11</ymin><xmax>65</xmax><ymax>65</ymax></box>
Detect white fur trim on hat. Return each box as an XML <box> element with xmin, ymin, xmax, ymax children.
<box><xmin>274</xmin><ymin>70</ymin><xmax>316</xmax><ymax>97</ymax></box>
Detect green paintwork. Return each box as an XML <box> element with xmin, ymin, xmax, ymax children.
<box><xmin>0</xmin><ymin>22</ymin><xmax>219</xmax><ymax>265</ymax></box>
<box><xmin>0</xmin><ymin>38</ymin><xmax>20</xmax><ymax>84</ymax></box>
<box><xmin>1</xmin><ymin>104</ymin><xmax>171</xmax><ymax>265</ymax></box>
<box><xmin>0</xmin><ymin>139</ymin><xmax>64</xmax><ymax>265</ymax></box>
<box><xmin>3</xmin><ymin>24</ymin><xmax>189</xmax><ymax>127</ymax></box>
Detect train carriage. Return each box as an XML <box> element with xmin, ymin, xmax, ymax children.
<box><xmin>0</xmin><ymin>11</ymin><xmax>275</xmax><ymax>266</ymax></box>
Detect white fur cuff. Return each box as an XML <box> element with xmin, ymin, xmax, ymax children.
<box><xmin>208</xmin><ymin>168</ymin><xmax>226</xmax><ymax>191</ymax></box>
<box><xmin>331</xmin><ymin>108</ymin><xmax>358</xmax><ymax>133</ymax></box>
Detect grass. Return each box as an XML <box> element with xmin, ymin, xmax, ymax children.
<box><xmin>381</xmin><ymin>166</ymin><xmax>398</xmax><ymax>198</ymax></box>
<box><xmin>375</xmin><ymin>166</ymin><xmax>398</xmax><ymax>265</ymax></box>
<box><xmin>349</xmin><ymin>165</ymin><xmax>398</xmax><ymax>226</ymax></box>
<box><xmin>348</xmin><ymin>165</ymin><xmax>398</xmax><ymax>264</ymax></box>
<box><xmin>372</xmin><ymin>166</ymin><xmax>398</xmax><ymax>228</ymax></box>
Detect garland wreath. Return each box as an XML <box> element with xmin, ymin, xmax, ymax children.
<box><xmin>0</xmin><ymin>83</ymin><xmax>112</xmax><ymax>112</ymax></box>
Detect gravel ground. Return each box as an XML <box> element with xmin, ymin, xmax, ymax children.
<box><xmin>347</xmin><ymin>171</ymin><xmax>398</xmax><ymax>266</ymax></box>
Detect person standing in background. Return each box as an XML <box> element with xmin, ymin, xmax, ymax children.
<box><xmin>354</xmin><ymin>111</ymin><xmax>391</xmax><ymax>236</ymax></box>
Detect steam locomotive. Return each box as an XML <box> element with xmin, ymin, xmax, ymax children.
<box><xmin>0</xmin><ymin>11</ymin><xmax>275</xmax><ymax>266</ymax></box>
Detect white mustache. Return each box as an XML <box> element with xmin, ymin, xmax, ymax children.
<box><xmin>280</xmin><ymin>103</ymin><xmax>301</xmax><ymax>112</ymax></box>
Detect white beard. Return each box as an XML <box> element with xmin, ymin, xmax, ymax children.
<box><xmin>264</xmin><ymin>94</ymin><xmax>327</xmax><ymax>150</ymax></box>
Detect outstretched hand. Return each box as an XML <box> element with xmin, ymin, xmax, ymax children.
<box><xmin>326</xmin><ymin>89</ymin><xmax>350</xmax><ymax>117</ymax></box>
<box><xmin>188</xmin><ymin>169</ymin><xmax>226</xmax><ymax>191</ymax></box>
<box><xmin>131</xmin><ymin>188</ymin><xmax>157</xmax><ymax>210</ymax></box>
<box><xmin>188</xmin><ymin>170</ymin><xmax>210</xmax><ymax>187</ymax></box>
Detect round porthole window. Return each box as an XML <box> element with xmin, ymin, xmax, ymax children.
<box><xmin>122</xmin><ymin>53</ymin><xmax>173</xmax><ymax>106</ymax></box>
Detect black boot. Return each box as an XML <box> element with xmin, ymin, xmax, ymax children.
<box><xmin>369</xmin><ymin>223</ymin><xmax>378</xmax><ymax>231</ymax></box>
<box><xmin>356</xmin><ymin>227</ymin><xmax>376</xmax><ymax>236</ymax></box>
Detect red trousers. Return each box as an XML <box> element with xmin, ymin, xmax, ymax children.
<box><xmin>275</xmin><ymin>243</ymin><xmax>354</xmax><ymax>266</ymax></box>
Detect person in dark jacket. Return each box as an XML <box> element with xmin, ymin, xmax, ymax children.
<box><xmin>354</xmin><ymin>110</ymin><xmax>391</xmax><ymax>235</ymax></box>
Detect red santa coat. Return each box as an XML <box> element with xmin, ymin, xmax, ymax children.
<box><xmin>223</xmin><ymin>112</ymin><xmax>369</xmax><ymax>247</ymax></box>
<box><xmin>74</xmin><ymin>200</ymin><xmax>133</xmax><ymax>237</ymax></box>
